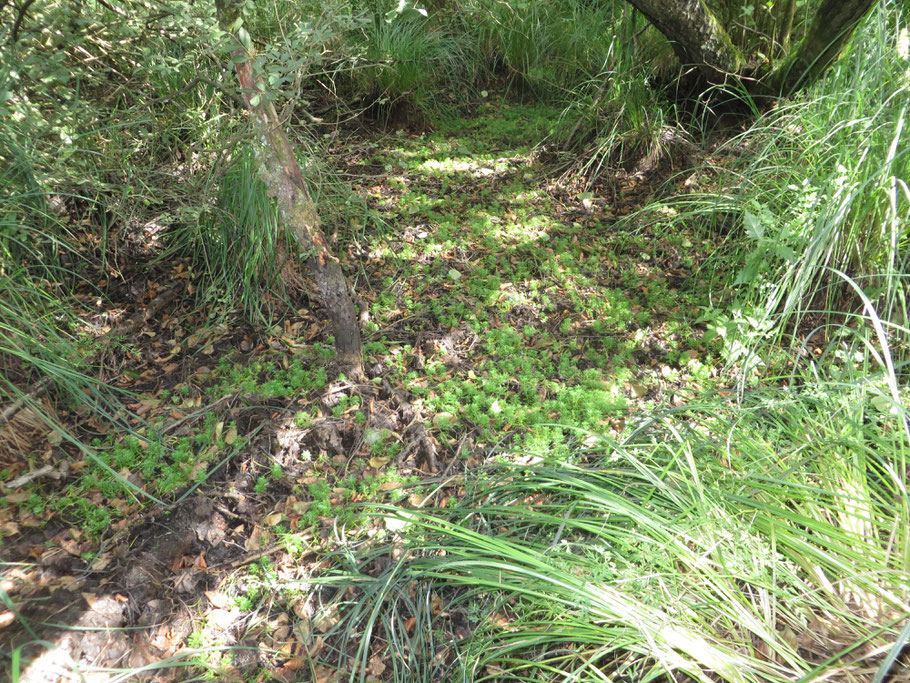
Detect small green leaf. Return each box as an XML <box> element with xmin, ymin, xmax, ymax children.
<box><xmin>734</xmin><ymin>254</ymin><xmax>762</xmax><ymax>285</ymax></box>
<box><xmin>775</xmin><ymin>245</ymin><xmax>796</xmax><ymax>262</ymax></box>
<box><xmin>744</xmin><ymin>211</ymin><xmax>765</xmax><ymax>241</ymax></box>
<box><xmin>238</xmin><ymin>28</ymin><xmax>251</xmax><ymax>50</ymax></box>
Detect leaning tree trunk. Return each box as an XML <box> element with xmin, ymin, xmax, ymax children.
<box><xmin>765</xmin><ymin>0</ymin><xmax>877</xmax><ymax>95</ymax></box>
<box><xmin>214</xmin><ymin>0</ymin><xmax>363</xmax><ymax>378</ymax></box>
<box><xmin>623</xmin><ymin>0</ymin><xmax>745</xmax><ymax>85</ymax></box>
<box><xmin>623</xmin><ymin>0</ymin><xmax>878</xmax><ymax>96</ymax></box>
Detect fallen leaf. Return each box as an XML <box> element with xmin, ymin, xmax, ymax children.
<box><xmin>130</xmin><ymin>396</ymin><xmax>161</xmax><ymax>417</ymax></box>
<box><xmin>245</xmin><ymin>526</ymin><xmax>262</xmax><ymax>552</ymax></box>
<box><xmin>313</xmin><ymin>606</ymin><xmax>339</xmax><ymax>633</ymax></box>
<box><xmin>89</xmin><ymin>554</ymin><xmax>112</xmax><ymax>572</ymax></box>
<box><xmin>60</xmin><ymin>539</ymin><xmax>81</xmax><ymax>556</ymax></box>
<box><xmin>367</xmin><ymin>655</ymin><xmax>386</xmax><ymax>676</ymax></box>
<box><xmin>628</xmin><ymin>383</ymin><xmax>648</xmax><ymax>398</ymax></box>
<box><xmin>208</xmin><ymin>608</ymin><xmax>239</xmax><ymax>630</ymax></box>
<box><xmin>264</xmin><ymin>512</ymin><xmax>284</xmax><ymax>526</ymax></box>
<box><xmin>307</xmin><ymin>635</ymin><xmax>325</xmax><ymax>657</ymax></box>
<box><xmin>283</xmin><ymin>657</ymin><xmax>305</xmax><ymax>671</ymax></box>
<box><xmin>205</xmin><ymin>591</ymin><xmax>230</xmax><ymax>608</ymax></box>
<box><xmin>288</xmin><ymin>500</ymin><xmax>312</xmax><ymax>515</ymax></box>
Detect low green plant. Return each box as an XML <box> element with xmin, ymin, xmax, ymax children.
<box><xmin>643</xmin><ymin>0</ymin><xmax>909</xmax><ymax>372</ymax></box>
<box><xmin>350</xmin><ymin>2</ymin><xmax>478</xmax><ymax>119</ymax></box>
<box><xmin>317</xmin><ymin>354</ymin><xmax>910</xmax><ymax>681</ymax></box>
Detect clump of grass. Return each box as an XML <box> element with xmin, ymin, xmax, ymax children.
<box><xmin>350</xmin><ymin>3</ymin><xmax>479</xmax><ymax>120</ymax></box>
<box><xmin>640</xmin><ymin>0</ymin><xmax>909</xmax><ymax>369</ymax></box>
<box><xmin>166</xmin><ymin>144</ymin><xmax>297</xmax><ymax>323</ymax></box>
<box><xmin>468</xmin><ymin>0</ymin><xmax>622</xmax><ymax>97</ymax></box>
<box><xmin>315</xmin><ymin>332</ymin><xmax>910</xmax><ymax>680</ymax></box>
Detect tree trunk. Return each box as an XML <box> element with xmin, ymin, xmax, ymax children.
<box><xmin>775</xmin><ymin>0</ymin><xmax>797</xmax><ymax>51</ymax></box>
<box><xmin>765</xmin><ymin>0</ymin><xmax>877</xmax><ymax>95</ymax></box>
<box><xmin>623</xmin><ymin>0</ymin><xmax>745</xmax><ymax>84</ymax></box>
<box><xmin>624</xmin><ymin>0</ymin><xmax>877</xmax><ymax>96</ymax></box>
<box><xmin>214</xmin><ymin>0</ymin><xmax>364</xmax><ymax>378</ymax></box>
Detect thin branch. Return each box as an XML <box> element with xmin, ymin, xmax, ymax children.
<box><xmin>8</xmin><ymin>0</ymin><xmax>37</xmax><ymax>44</ymax></box>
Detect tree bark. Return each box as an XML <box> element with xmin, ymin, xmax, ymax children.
<box><xmin>214</xmin><ymin>0</ymin><xmax>364</xmax><ymax>378</ymax></box>
<box><xmin>624</xmin><ymin>0</ymin><xmax>877</xmax><ymax>96</ymax></box>
<box><xmin>775</xmin><ymin>0</ymin><xmax>797</xmax><ymax>51</ymax></box>
<box><xmin>622</xmin><ymin>0</ymin><xmax>745</xmax><ymax>84</ymax></box>
<box><xmin>765</xmin><ymin>0</ymin><xmax>877</xmax><ymax>95</ymax></box>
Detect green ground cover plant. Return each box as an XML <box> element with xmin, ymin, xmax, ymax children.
<box><xmin>1</xmin><ymin>0</ymin><xmax>908</xmax><ymax>681</ymax></box>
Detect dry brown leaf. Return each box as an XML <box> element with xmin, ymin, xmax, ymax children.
<box><xmin>367</xmin><ymin>654</ymin><xmax>386</xmax><ymax>676</ymax></box>
<box><xmin>313</xmin><ymin>606</ymin><xmax>339</xmax><ymax>633</ymax></box>
<box><xmin>263</xmin><ymin>512</ymin><xmax>284</xmax><ymax>526</ymax></box>
<box><xmin>245</xmin><ymin>526</ymin><xmax>262</xmax><ymax>552</ymax></box>
<box><xmin>89</xmin><ymin>554</ymin><xmax>112</xmax><ymax>572</ymax></box>
<box><xmin>283</xmin><ymin>656</ymin><xmax>305</xmax><ymax>671</ymax></box>
<box><xmin>307</xmin><ymin>635</ymin><xmax>325</xmax><ymax>658</ymax></box>
<box><xmin>205</xmin><ymin>591</ymin><xmax>230</xmax><ymax>608</ymax></box>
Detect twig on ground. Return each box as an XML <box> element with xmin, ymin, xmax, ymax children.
<box><xmin>209</xmin><ymin>544</ymin><xmax>315</xmax><ymax>572</ymax></box>
<box><xmin>160</xmin><ymin>394</ymin><xmax>235</xmax><ymax>435</ymax></box>
<box><xmin>2</xmin><ymin>464</ymin><xmax>55</xmax><ymax>490</ymax></box>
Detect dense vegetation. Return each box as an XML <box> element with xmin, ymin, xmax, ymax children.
<box><xmin>1</xmin><ymin>0</ymin><xmax>908</xmax><ymax>681</ymax></box>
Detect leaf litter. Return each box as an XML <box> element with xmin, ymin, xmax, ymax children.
<box><xmin>0</xmin><ymin>96</ymin><xmax>728</xmax><ymax>681</ymax></box>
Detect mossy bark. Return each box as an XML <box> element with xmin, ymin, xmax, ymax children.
<box><xmin>623</xmin><ymin>0</ymin><xmax>745</xmax><ymax>84</ymax></box>
<box><xmin>765</xmin><ymin>0</ymin><xmax>877</xmax><ymax>95</ymax></box>
<box><xmin>625</xmin><ymin>0</ymin><xmax>878</xmax><ymax>96</ymax></box>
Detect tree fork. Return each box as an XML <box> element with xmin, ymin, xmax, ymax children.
<box><xmin>215</xmin><ymin>0</ymin><xmax>364</xmax><ymax>377</ymax></box>
<box><xmin>622</xmin><ymin>0</ymin><xmax>878</xmax><ymax>96</ymax></box>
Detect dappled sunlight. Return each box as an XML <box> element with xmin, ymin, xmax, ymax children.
<box><xmin>3</xmin><ymin>0</ymin><xmax>907</xmax><ymax>678</ymax></box>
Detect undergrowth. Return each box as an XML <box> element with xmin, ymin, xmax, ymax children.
<box><xmin>1</xmin><ymin>0</ymin><xmax>908</xmax><ymax>681</ymax></box>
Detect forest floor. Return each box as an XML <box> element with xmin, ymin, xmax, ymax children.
<box><xmin>1</xmin><ymin>97</ymin><xmax>739</xmax><ymax>681</ymax></box>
